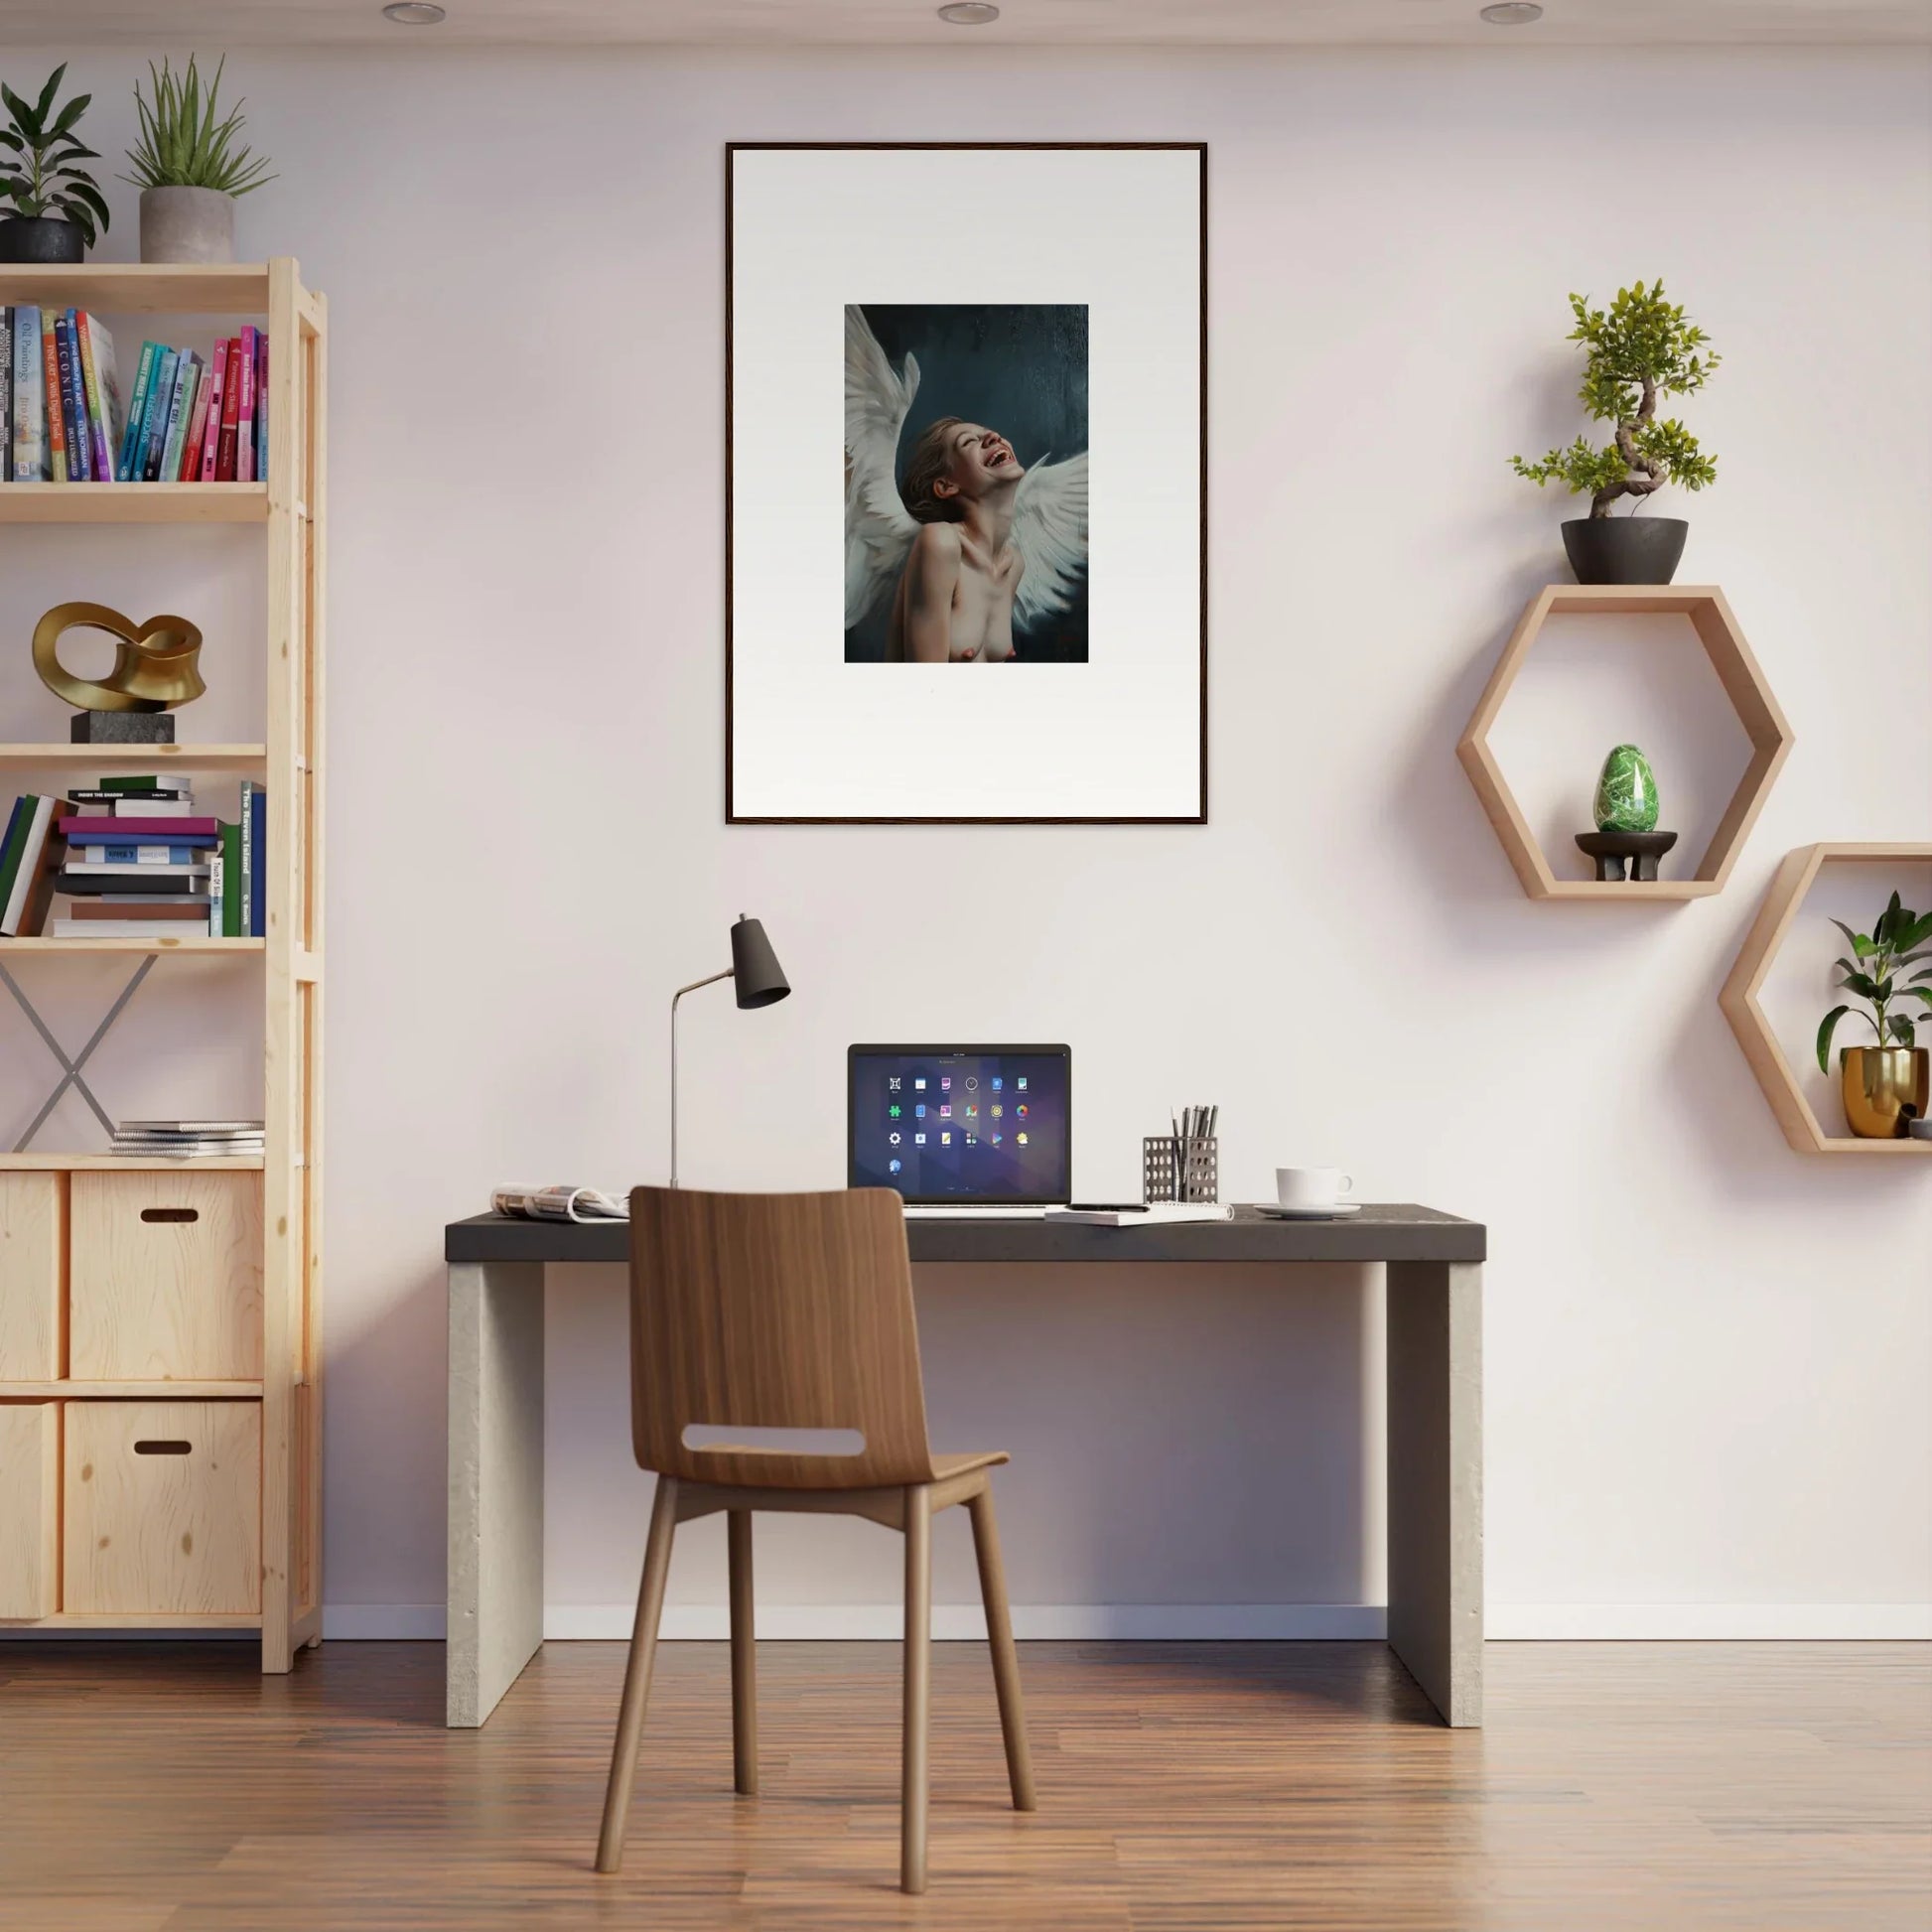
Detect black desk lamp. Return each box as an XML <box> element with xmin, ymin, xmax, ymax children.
<box><xmin>668</xmin><ymin>914</ymin><xmax>790</xmax><ymax>1187</ymax></box>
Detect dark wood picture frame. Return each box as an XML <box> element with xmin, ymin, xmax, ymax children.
<box><xmin>725</xmin><ymin>141</ymin><xmax>1208</xmax><ymax>826</ymax></box>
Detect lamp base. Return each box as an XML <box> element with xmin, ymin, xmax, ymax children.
<box><xmin>70</xmin><ymin>711</ymin><xmax>176</xmax><ymax>744</ymax></box>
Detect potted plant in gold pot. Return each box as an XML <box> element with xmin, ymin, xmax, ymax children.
<box><xmin>1817</xmin><ymin>893</ymin><xmax>1932</xmax><ymax>1138</ymax></box>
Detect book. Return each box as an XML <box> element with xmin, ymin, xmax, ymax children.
<box><xmin>99</xmin><ymin>774</ymin><xmax>186</xmax><ymax>794</ymax></box>
<box><xmin>12</xmin><ymin>307</ymin><xmax>44</xmax><ymax>481</ymax></box>
<box><xmin>0</xmin><ymin>796</ymin><xmax>30</xmax><ymax>909</ymax></box>
<box><xmin>67</xmin><ymin>897</ymin><xmax>212</xmax><ymax>920</ymax></box>
<box><xmin>71</xmin><ymin>844</ymin><xmax>207</xmax><ymax>865</ymax></box>
<box><xmin>57</xmin><ymin>866</ymin><xmax>209</xmax><ymax>896</ymax></box>
<box><xmin>1</xmin><ymin>795</ymin><xmax>60</xmax><ymax>935</ymax></box>
<box><xmin>159</xmin><ymin>352</ymin><xmax>201</xmax><ymax>484</ymax></box>
<box><xmin>198</xmin><ymin>339</ymin><xmax>227</xmax><ymax>481</ymax></box>
<box><xmin>247</xmin><ymin>783</ymin><xmax>266</xmax><ymax>937</ymax></box>
<box><xmin>60</xmin><ymin>815</ymin><xmax>220</xmax><ymax>840</ymax></box>
<box><xmin>137</xmin><ymin>346</ymin><xmax>179</xmax><ymax>482</ymax></box>
<box><xmin>235</xmin><ymin>326</ymin><xmax>258</xmax><ymax>484</ymax></box>
<box><xmin>179</xmin><ymin>355</ymin><xmax>213</xmax><ymax>481</ymax></box>
<box><xmin>55</xmin><ymin>312</ymin><xmax>88</xmax><ymax>482</ymax></box>
<box><xmin>51</xmin><ymin>918</ymin><xmax>212</xmax><ymax>939</ymax></box>
<box><xmin>219</xmin><ymin>820</ymin><xmax>241</xmax><ymax>937</ymax></box>
<box><xmin>254</xmin><ymin>331</ymin><xmax>268</xmax><ymax>479</ymax></box>
<box><xmin>0</xmin><ymin>307</ymin><xmax>11</xmax><ymax>478</ymax></box>
<box><xmin>120</xmin><ymin>1119</ymin><xmax>264</xmax><ymax>1134</ymax></box>
<box><xmin>118</xmin><ymin>340</ymin><xmax>159</xmax><ymax>480</ymax></box>
<box><xmin>40</xmin><ymin>312</ymin><xmax>67</xmax><ymax>484</ymax></box>
<box><xmin>76</xmin><ymin>312</ymin><xmax>120</xmax><ymax>483</ymax></box>
<box><xmin>1042</xmin><ymin>1203</ymin><xmax>1235</xmax><ymax>1227</ymax></box>
<box><xmin>215</xmin><ymin>338</ymin><xmax>242</xmax><ymax>481</ymax></box>
<box><xmin>66</xmin><ymin>793</ymin><xmax>195</xmax><ymax>814</ymax></box>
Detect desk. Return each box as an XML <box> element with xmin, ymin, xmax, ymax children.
<box><xmin>444</xmin><ymin>1203</ymin><xmax>1484</xmax><ymax>1729</ymax></box>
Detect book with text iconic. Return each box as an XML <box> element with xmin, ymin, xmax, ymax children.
<box><xmin>55</xmin><ymin>312</ymin><xmax>88</xmax><ymax>481</ymax></box>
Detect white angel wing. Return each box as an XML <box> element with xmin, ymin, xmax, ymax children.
<box><xmin>845</xmin><ymin>307</ymin><xmax>920</xmax><ymax>629</ymax></box>
<box><xmin>1012</xmin><ymin>453</ymin><xmax>1089</xmax><ymax>632</ymax></box>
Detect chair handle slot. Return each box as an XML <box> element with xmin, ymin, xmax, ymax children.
<box><xmin>141</xmin><ymin>1207</ymin><xmax>200</xmax><ymax>1224</ymax></box>
<box><xmin>133</xmin><ymin>1439</ymin><xmax>193</xmax><ymax>1455</ymax></box>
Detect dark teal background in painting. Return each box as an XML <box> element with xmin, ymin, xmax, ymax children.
<box><xmin>846</xmin><ymin>303</ymin><xmax>1089</xmax><ymax>664</ymax></box>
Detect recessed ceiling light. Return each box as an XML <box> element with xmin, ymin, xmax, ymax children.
<box><xmin>938</xmin><ymin>2</ymin><xmax>1001</xmax><ymax>23</ymax></box>
<box><xmin>1479</xmin><ymin>1</ymin><xmax>1543</xmax><ymax>21</ymax></box>
<box><xmin>382</xmin><ymin>1</ymin><xmax>447</xmax><ymax>22</ymax></box>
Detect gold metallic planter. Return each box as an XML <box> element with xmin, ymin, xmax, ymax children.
<box><xmin>1840</xmin><ymin>1045</ymin><xmax>1930</xmax><ymax>1139</ymax></box>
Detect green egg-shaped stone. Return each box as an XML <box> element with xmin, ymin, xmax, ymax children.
<box><xmin>1594</xmin><ymin>744</ymin><xmax>1659</xmax><ymax>833</ymax></box>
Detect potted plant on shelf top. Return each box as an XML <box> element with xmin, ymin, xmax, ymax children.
<box><xmin>1511</xmin><ymin>280</ymin><xmax>1719</xmax><ymax>586</ymax></box>
<box><xmin>123</xmin><ymin>56</ymin><xmax>274</xmax><ymax>265</ymax></box>
<box><xmin>0</xmin><ymin>66</ymin><xmax>110</xmax><ymax>264</ymax></box>
<box><xmin>1817</xmin><ymin>892</ymin><xmax>1932</xmax><ymax>1139</ymax></box>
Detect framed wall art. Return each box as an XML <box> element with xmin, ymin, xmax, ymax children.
<box><xmin>726</xmin><ymin>142</ymin><xmax>1207</xmax><ymax>824</ymax></box>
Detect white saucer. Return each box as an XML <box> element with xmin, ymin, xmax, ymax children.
<box><xmin>1252</xmin><ymin>1201</ymin><xmax>1361</xmax><ymax>1220</ymax></box>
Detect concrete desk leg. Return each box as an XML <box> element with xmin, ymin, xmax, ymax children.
<box><xmin>448</xmin><ymin>1260</ymin><xmax>546</xmax><ymax>1727</ymax></box>
<box><xmin>1386</xmin><ymin>1260</ymin><xmax>1483</xmax><ymax>1726</ymax></box>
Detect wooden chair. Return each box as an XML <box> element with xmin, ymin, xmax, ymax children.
<box><xmin>595</xmin><ymin>1184</ymin><xmax>1036</xmax><ymax>1893</ymax></box>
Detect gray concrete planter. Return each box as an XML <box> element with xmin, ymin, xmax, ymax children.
<box><xmin>139</xmin><ymin>186</ymin><xmax>236</xmax><ymax>264</ymax></box>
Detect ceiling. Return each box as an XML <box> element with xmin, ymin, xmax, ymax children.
<box><xmin>5</xmin><ymin>0</ymin><xmax>1928</xmax><ymax>45</ymax></box>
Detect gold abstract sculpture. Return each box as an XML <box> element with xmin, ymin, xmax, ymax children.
<box><xmin>33</xmin><ymin>602</ymin><xmax>206</xmax><ymax>713</ymax></box>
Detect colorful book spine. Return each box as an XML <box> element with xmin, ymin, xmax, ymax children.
<box><xmin>138</xmin><ymin>347</ymin><xmax>179</xmax><ymax>483</ymax></box>
<box><xmin>235</xmin><ymin>326</ymin><xmax>258</xmax><ymax>485</ymax></box>
<box><xmin>219</xmin><ymin>821</ymin><xmax>241</xmax><ymax>937</ymax></box>
<box><xmin>60</xmin><ymin>815</ymin><xmax>220</xmax><ymax>840</ymax></box>
<box><xmin>159</xmin><ymin>353</ymin><xmax>200</xmax><ymax>485</ymax></box>
<box><xmin>118</xmin><ymin>341</ymin><xmax>159</xmax><ymax>481</ymax></box>
<box><xmin>254</xmin><ymin>332</ymin><xmax>268</xmax><ymax>479</ymax></box>
<box><xmin>12</xmin><ymin>308</ymin><xmax>42</xmax><ymax>480</ymax></box>
<box><xmin>0</xmin><ymin>796</ymin><xmax>30</xmax><ymax>907</ymax></box>
<box><xmin>179</xmin><ymin>356</ymin><xmax>213</xmax><ymax>481</ymax></box>
<box><xmin>40</xmin><ymin>312</ymin><xmax>67</xmax><ymax>484</ymax></box>
<box><xmin>76</xmin><ymin>313</ymin><xmax>119</xmax><ymax>483</ymax></box>
<box><xmin>198</xmin><ymin>340</ymin><xmax>228</xmax><ymax>481</ymax></box>
<box><xmin>0</xmin><ymin>308</ymin><xmax>11</xmax><ymax>477</ymax></box>
<box><xmin>1</xmin><ymin>795</ymin><xmax>59</xmax><ymax>936</ymax></box>
<box><xmin>249</xmin><ymin>784</ymin><xmax>266</xmax><ymax>938</ymax></box>
<box><xmin>215</xmin><ymin>338</ymin><xmax>242</xmax><ymax>481</ymax></box>
<box><xmin>56</xmin><ymin>313</ymin><xmax>89</xmax><ymax>482</ymax></box>
<box><xmin>78</xmin><ymin>844</ymin><xmax>205</xmax><ymax>865</ymax></box>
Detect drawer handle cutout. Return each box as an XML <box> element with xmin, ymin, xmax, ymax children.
<box><xmin>134</xmin><ymin>1440</ymin><xmax>193</xmax><ymax>1455</ymax></box>
<box><xmin>141</xmin><ymin>1207</ymin><xmax>200</xmax><ymax>1224</ymax></box>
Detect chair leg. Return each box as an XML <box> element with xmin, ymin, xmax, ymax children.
<box><xmin>595</xmin><ymin>1474</ymin><xmax>680</xmax><ymax>1874</ymax></box>
<box><xmin>728</xmin><ymin>1508</ymin><xmax>758</xmax><ymax>1796</ymax></box>
<box><xmin>901</xmin><ymin>1483</ymin><xmax>933</xmax><ymax>1895</ymax></box>
<box><xmin>967</xmin><ymin>1484</ymin><xmax>1037</xmax><ymax>1812</ymax></box>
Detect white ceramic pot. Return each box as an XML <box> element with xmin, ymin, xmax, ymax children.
<box><xmin>139</xmin><ymin>187</ymin><xmax>236</xmax><ymax>265</ymax></box>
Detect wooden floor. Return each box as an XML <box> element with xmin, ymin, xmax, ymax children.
<box><xmin>0</xmin><ymin>1640</ymin><xmax>1926</xmax><ymax>1930</ymax></box>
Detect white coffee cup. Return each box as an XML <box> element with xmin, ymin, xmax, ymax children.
<box><xmin>1276</xmin><ymin>1167</ymin><xmax>1353</xmax><ymax>1211</ymax></box>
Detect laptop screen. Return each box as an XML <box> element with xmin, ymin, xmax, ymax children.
<box><xmin>848</xmin><ymin>1044</ymin><xmax>1071</xmax><ymax>1204</ymax></box>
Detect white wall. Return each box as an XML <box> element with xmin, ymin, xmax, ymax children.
<box><xmin>3</xmin><ymin>44</ymin><xmax>1928</xmax><ymax>1640</ymax></box>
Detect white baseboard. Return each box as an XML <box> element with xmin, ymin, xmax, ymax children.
<box><xmin>306</xmin><ymin>1602</ymin><xmax>1932</xmax><ymax>1643</ymax></box>
<box><xmin>1487</xmin><ymin>1603</ymin><xmax>1932</xmax><ymax>1640</ymax></box>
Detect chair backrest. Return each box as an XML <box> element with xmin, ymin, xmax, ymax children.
<box><xmin>626</xmin><ymin>1185</ymin><xmax>938</xmax><ymax>1490</ymax></box>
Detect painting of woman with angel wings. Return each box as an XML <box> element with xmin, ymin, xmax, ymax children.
<box><xmin>845</xmin><ymin>304</ymin><xmax>1090</xmax><ymax>664</ymax></box>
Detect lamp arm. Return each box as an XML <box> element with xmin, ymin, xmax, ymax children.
<box><xmin>668</xmin><ymin>968</ymin><xmax>736</xmax><ymax>1188</ymax></box>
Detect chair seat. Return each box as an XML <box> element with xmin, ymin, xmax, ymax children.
<box><xmin>931</xmin><ymin>1450</ymin><xmax>1009</xmax><ymax>1481</ymax></box>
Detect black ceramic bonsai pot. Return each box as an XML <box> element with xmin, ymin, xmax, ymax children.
<box><xmin>0</xmin><ymin>215</ymin><xmax>86</xmax><ymax>264</ymax></box>
<box><xmin>1561</xmin><ymin>515</ymin><xmax>1688</xmax><ymax>586</ymax></box>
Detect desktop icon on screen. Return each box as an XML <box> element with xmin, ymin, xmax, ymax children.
<box><xmin>940</xmin><ymin>1076</ymin><xmax>951</xmax><ymax>1091</ymax></box>
<box><xmin>1017</xmin><ymin>1133</ymin><xmax>1028</xmax><ymax>1146</ymax></box>
<box><xmin>889</xmin><ymin>1076</ymin><xmax>901</xmax><ymax>1091</ymax></box>
<box><xmin>890</xmin><ymin>1132</ymin><xmax>901</xmax><ymax>1145</ymax></box>
<box><xmin>914</xmin><ymin>1077</ymin><xmax>926</xmax><ymax>1090</ymax></box>
<box><xmin>991</xmin><ymin>1076</ymin><xmax>1003</xmax><ymax>1092</ymax></box>
<box><xmin>890</xmin><ymin>1104</ymin><xmax>901</xmax><ymax>1118</ymax></box>
<box><xmin>914</xmin><ymin>1133</ymin><xmax>926</xmax><ymax>1145</ymax></box>
<box><xmin>940</xmin><ymin>1131</ymin><xmax>952</xmax><ymax>1146</ymax></box>
<box><xmin>889</xmin><ymin>1158</ymin><xmax>902</xmax><ymax>1173</ymax></box>
<box><xmin>939</xmin><ymin>1104</ymin><xmax>951</xmax><ymax>1118</ymax></box>
<box><xmin>1017</xmin><ymin>1076</ymin><xmax>1028</xmax><ymax>1091</ymax></box>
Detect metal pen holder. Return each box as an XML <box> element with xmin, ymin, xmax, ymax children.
<box><xmin>1143</xmin><ymin>1135</ymin><xmax>1219</xmax><ymax>1205</ymax></box>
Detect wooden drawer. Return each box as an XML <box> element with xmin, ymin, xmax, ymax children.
<box><xmin>0</xmin><ymin>1173</ymin><xmax>65</xmax><ymax>1379</ymax></box>
<box><xmin>64</xmin><ymin>1401</ymin><xmax>260</xmax><ymax>1614</ymax></box>
<box><xmin>69</xmin><ymin>1172</ymin><xmax>262</xmax><ymax>1381</ymax></box>
<box><xmin>0</xmin><ymin>1403</ymin><xmax>60</xmax><ymax>1618</ymax></box>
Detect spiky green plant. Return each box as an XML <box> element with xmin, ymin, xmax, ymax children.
<box><xmin>1512</xmin><ymin>280</ymin><xmax>1719</xmax><ymax>518</ymax></box>
<box><xmin>0</xmin><ymin>65</ymin><xmax>110</xmax><ymax>246</ymax></box>
<box><xmin>1817</xmin><ymin>893</ymin><xmax>1932</xmax><ymax>1071</ymax></box>
<box><xmin>122</xmin><ymin>57</ymin><xmax>275</xmax><ymax>198</ymax></box>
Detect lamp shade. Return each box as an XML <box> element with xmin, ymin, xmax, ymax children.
<box><xmin>730</xmin><ymin>915</ymin><xmax>790</xmax><ymax>1009</ymax></box>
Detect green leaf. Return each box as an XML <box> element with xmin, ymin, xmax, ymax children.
<box><xmin>1817</xmin><ymin>1005</ymin><xmax>1851</xmax><ymax>1073</ymax></box>
<box><xmin>1888</xmin><ymin>1014</ymin><xmax>1917</xmax><ymax>1045</ymax></box>
<box><xmin>1831</xmin><ymin>919</ymin><xmax>1874</xmax><ymax>957</ymax></box>
<box><xmin>1840</xmin><ymin>970</ymin><xmax>1881</xmax><ymax>1002</ymax></box>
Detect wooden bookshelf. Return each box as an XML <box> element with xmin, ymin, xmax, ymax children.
<box><xmin>0</xmin><ymin>260</ymin><xmax>326</xmax><ymax>1671</ymax></box>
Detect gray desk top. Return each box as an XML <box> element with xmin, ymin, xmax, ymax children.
<box><xmin>445</xmin><ymin>1202</ymin><xmax>1483</xmax><ymax>1267</ymax></box>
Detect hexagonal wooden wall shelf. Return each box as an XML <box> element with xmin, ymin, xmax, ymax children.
<box><xmin>1456</xmin><ymin>585</ymin><xmax>1795</xmax><ymax>900</ymax></box>
<box><xmin>1720</xmin><ymin>842</ymin><xmax>1932</xmax><ymax>1158</ymax></box>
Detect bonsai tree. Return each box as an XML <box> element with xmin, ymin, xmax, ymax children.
<box><xmin>0</xmin><ymin>65</ymin><xmax>110</xmax><ymax>246</ymax></box>
<box><xmin>1512</xmin><ymin>281</ymin><xmax>1718</xmax><ymax>518</ymax></box>
<box><xmin>1817</xmin><ymin>892</ymin><xmax>1932</xmax><ymax>1071</ymax></box>
<box><xmin>123</xmin><ymin>56</ymin><xmax>275</xmax><ymax>201</ymax></box>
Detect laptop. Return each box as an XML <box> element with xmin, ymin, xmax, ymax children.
<box><xmin>848</xmin><ymin>1044</ymin><xmax>1071</xmax><ymax>1217</ymax></box>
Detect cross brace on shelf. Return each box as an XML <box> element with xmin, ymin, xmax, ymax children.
<box><xmin>0</xmin><ymin>955</ymin><xmax>156</xmax><ymax>1151</ymax></box>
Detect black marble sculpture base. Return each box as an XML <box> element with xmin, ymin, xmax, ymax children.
<box><xmin>1575</xmin><ymin>829</ymin><xmax>1679</xmax><ymax>882</ymax></box>
<box><xmin>70</xmin><ymin>711</ymin><xmax>175</xmax><ymax>744</ymax></box>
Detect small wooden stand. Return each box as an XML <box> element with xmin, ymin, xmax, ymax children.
<box><xmin>1574</xmin><ymin>829</ymin><xmax>1679</xmax><ymax>883</ymax></box>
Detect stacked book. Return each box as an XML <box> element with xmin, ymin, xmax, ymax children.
<box><xmin>112</xmin><ymin>1119</ymin><xmax>265</xmax><ymax>1161</ymax></box>
<box><xmin>0</xmin><ymin>774</ymin><xmax>267</xmax><ymax>938</ymax></box>
<box><xmin>2</xmin><ymin>308</ymin><xmax>267</xmax><ymax>484</ymax></box>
